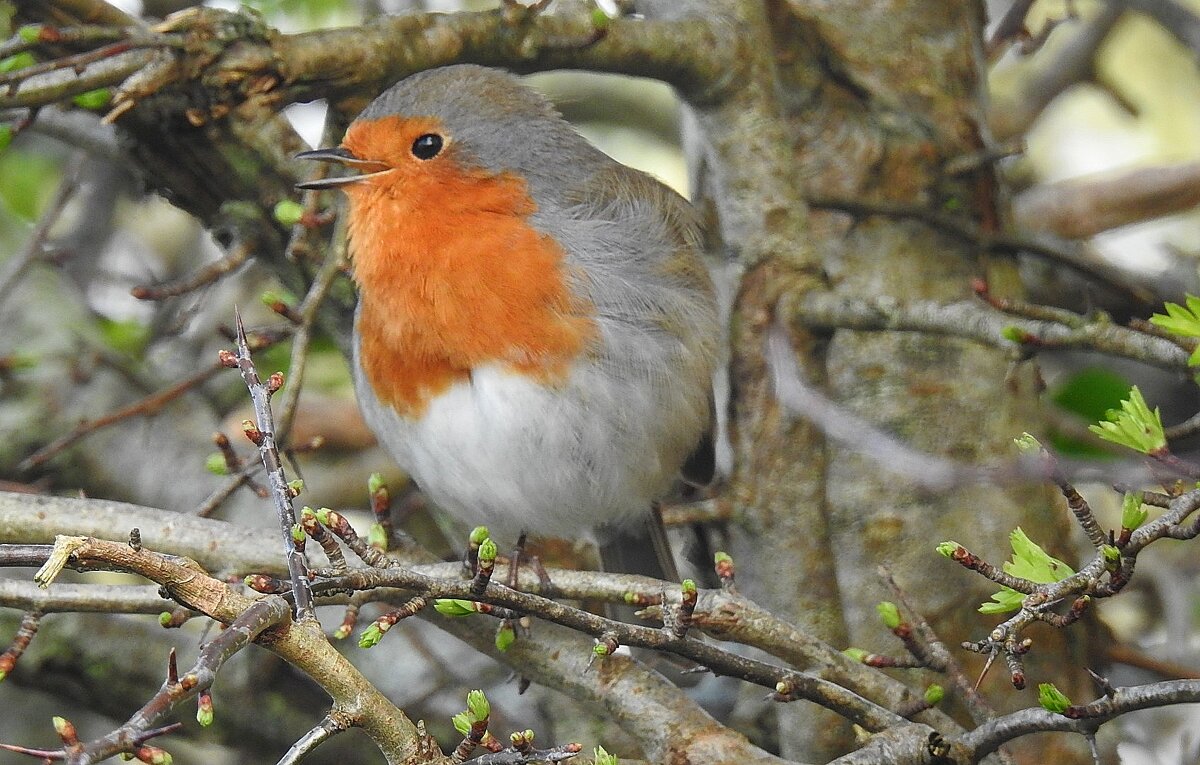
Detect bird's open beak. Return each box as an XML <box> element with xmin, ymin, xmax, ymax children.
<box><xmin>295</xmin><ymin>147</ymin><xmax>392</xmax><ymax>189</ymax></box>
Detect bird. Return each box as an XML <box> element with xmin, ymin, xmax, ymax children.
<box><xmin>297</xmin><ymin>64</ymin><xmax>718</xmax><ymax>582</ymax></box>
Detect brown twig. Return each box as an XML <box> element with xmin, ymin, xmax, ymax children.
<box><xmin>225</xmin><ymin>310</ymin><xmax>314</xmax><ymax>621</ymax></box>
<box><xmin>130</xmin><ymin>242</ymin><xmax>251</xmax><ymax>300</ymax></box>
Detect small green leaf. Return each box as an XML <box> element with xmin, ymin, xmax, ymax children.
<box><xmin>469</xmin><ymin>526</ymin><xmax>491</xmax><ymax>545</ymax></box>
<box><xmin>1121</xmin><ymin>492</ymin><xmax>1148</xmax><ymax>530</ymax></box>
<box><xmin>434</xmin><ymin>598</ymin><xmax>478</xmax><ymax>617</ymax></box>
<box><xmin>1038</xmin><ymin>682</ymin><xmax>1072</xmax><ymax>714</ymax></box>
<box><xmin>1150</xmin><ymin>295</ymin><xmax>1200</xmax><ymax>345</ymax></box>
<box><xmin>593</xmin><ymin>745</ymin><xmax>619</xmax><ymax>765</ymax></box>
<box><xmin>980</xmin><ymin>528</ymin><xmax>1074</xmax><ymax>613</ymax></box>
<box><xmin>466</xmin><ymin>689</ymin><xmax>489</xmax><ymax>721</ymax></box>
<box><xmin>478</xmin><ymin>537</ymin><xmax>497</xmax><ymax>564</ymax></box>
<box><xmin>1012</xmin><ymin>432</ymin><xmax>1042</xmax><ymax>453</ymax></box>
<box><xmin>681</xmin><ymin>579</ymin><xmax>697</xmax><ymax>596</ymax></box>
<box><xmin>451</xmin><ymin>711</ymin><xmax>471</xmax><ymax>736</ymax></box>
<box><xmin>935</xmin><ymin>541</ymin><xmax>960</xmax><ymax>558</ymax></box>
<box><xmin>272</xmin><ymin>199</ymin><xmax>304</xmax><ymax>227</ymax></box>
<box><xmin>1101</xmin><ymin>545</ymin><xmax>1119</xmax><ymax>564</ymax></box>
<box><xmin>1087</xmin><ymin>386</ymin><xmax>1166</xmax><ymax>455</ymax></box>
<box><xmin>1000</xmin><ymin>325</ymin><xmax>1026</xmax><ymax>343</ymax></box>
<box><xmin>358</xmin><ymin>623</ymin><xmax>384</xmax><ymax>648</ymax></box>
<box><xmin>875</xmin><ymin>601</ymin><xmax>901</xmax><ymax>629</ymax></box>
<box><xmin>923</xmin><ymin>684</ymin><xmax>944</xmax><ymax>705</ymax></box>
<box><xmin>71</xmin><ymin>88</ymin><xmax>111</xmax><ymax>111</ymax></box>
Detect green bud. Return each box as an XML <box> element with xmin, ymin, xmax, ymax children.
<box><xmin>272</xmin><ymin>199</ymin><xmax>304</xmax><ymax>227</ymax></box>
<box><xmin>434</xmin><ymin>598</ymin><xmax>478</xmax><ymax>617</ymax></box>
<box><xmin>469</xmin><ymin>526</ymin><xmax>491</xmax><ymax>545</ymax></box>
<box><xmin>875</xmin><ymin>601</ymin><xmax>901</xmax><ymax>629</ymax></box>
<box><xmin>0</xmin><ymin>670</ymin><xmax>7</xmax><ymax>682</ymax></box>
<box><xmin>358</xmin><ymin>623</ymin><xmax>384</xmax><ymax>648</ymax></box>
<box><xmin>923</xmin><ymin>684</ymin><xmax>944</xmax><ymax>705</ymax></box>
<box><xmin>593</xmin><ymin>642</ymin><xmax>610</xmax><ymax>657</ymax></box>
<box><xmin>1037</xmin><ymin>682</ymin><xmax>1072</xmax><ymax>714</ymax></box>
<box><xmin>287</xmin><ymin>479</ymin><xmax>304</xmax><ymax>496</ymax></box>
<box><xmin>148</xmin><ymin>749</ymin><xmax>173</xmax><ymax>765</ymax></box>
<box><xmin>478</xmin><ymin>537</ymin><xmax>498</xmax><ymax>563</ymax></box>
<box><xmin>18</xmin><ymin>25</ymin><xmax>43</xmax><ymax>43</ymax></box>
<box><xmin>1121</xmin><ymin>492</ymin><xmax>1148</xmax><ymax>530</ymax></box>
<box><xmin>368</xmin><ymin>472</ymin><xmax>386</xmax><ymax>494</ymax></box>
<box><xmin>495</xmin><ymin>621</ymin><xmax>516</xmax><ymax>652</ymax></box>
<box><xmin>466</xmin><ymin>689</ymin><xmax>490</xmax><ymax>721</ymax></box>
<box><xmin>590</xmin><ymin>7</ymin><xmax>610</xmax><ymax>29</ymax></box>
<box><xmin>0</xmin><ymin>124</ymin><xmax>12</xmax><ymax>153</ymax></box>
<box><xmin>72</xmin><ymin>88</ymin><xmax>112</xmax><ymax>111</ymax></box>
<box><xmin>1000</xmin><ymin>325</ymin><xmax>1025</xmax><ymax>343</ymax></box>
<box><xmin>681</xmin><ymin>579</ymin><xmax>697</xmax><ymax>596</ymax></box>
<box><xmin>291</xmin><ymin>523</ymin><xmax>304</xmax><ymax>544</ymax></box>
<box><xmin>842</xmin><ymin>647</ymin><xmax>869</xmax><ymax>662</ymax></box>
<box><xmin>1101</xmin><ymin>545</ymin><xmax>1120</xmax><ymax>564</ymax></box>
<box><xmin>204</xmin><ymin>453</ymin><xmax>228</xmax><ymax>475</ymax></box>
<box><xmin>332</xmin><ymin>624</ymin><xmax>351</xmax><ymax>640</ymax></box>
<box><xmin>315</xmin><ymin>507</ymin><xmax>331</xmax><ymax>525</ymax></box>
<box><xmin>368</xmin><ymin>523</ymin><xmax>388</xmax><ymax>550</ymax></box>
<box><xmin>0</xmin><ymin>53</ymin><xmax>36</xmax><ymax>74</ymax></box>
<box><xmin>593</xmin><ymin>745</ymin><xmax>619</xmax><ymax>765</ymax></box>
<box><xmin>196</xmin><ymin>703</ymin><xmax>214</xmax><ymax>727</ymax></box>
<box><xmin>1013</xmin><ymin>432</ymin><xmax>1042</xmax><ymax>453</ymax></box>
<box><xmin>935</xmin><ymin>541</ymin><xmax>960</xmax><ymax>558</ymax></box>
<box><xmin>714</xmin><ymin>551</ymin><xmax>733</xmax><ymax>564</ymax></box>
<box><xmin>451</xmin><ymin>711</ymin><xmax>472</xmax><ymax>736</ymax></box>
<box><xmin>158</xmin><ymin>612</ymin><xmax>172</xmax><ymax>627</ymax></box>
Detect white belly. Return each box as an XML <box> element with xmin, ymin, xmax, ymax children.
<box><xmin>354</xmin><ymin>360</ymin><xmax>684</xmax><ymax>542</ymax></box>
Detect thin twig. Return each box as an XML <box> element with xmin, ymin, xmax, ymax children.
<box><xmin>130</xmin><ymin>242</ymin><xmax>251</xmax><ymax>301</ymax></box>
<box><xmin>228</xmin><ymin>311</ymin><xmax>315</xmax><ymax>621</ymax></box>
<box><xmin>18</xmin><ymin>359</ymin><xmax>227</xmax><ymax>472</ymax></box>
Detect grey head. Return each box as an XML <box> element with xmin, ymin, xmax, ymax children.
<box><xmin>356</xmin><ymin>64</ymin><xmax>608</xmax><ymax>200</ymax></box>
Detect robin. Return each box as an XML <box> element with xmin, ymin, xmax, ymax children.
<box><xmin>297</xmin><ymin>64</ymin><xmax>717</xmax><ymax>581</ymax></box>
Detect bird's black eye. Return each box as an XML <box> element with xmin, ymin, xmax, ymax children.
<box><xmin>411</xmin><ymin>133</ymin><xmax>444</xmax><ymax>160</ymax></box>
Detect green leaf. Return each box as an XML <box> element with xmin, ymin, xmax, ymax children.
<box><xmin>1087</xmin><ymin>386</ymin><xmax>1166</xmax><ymax>454</ymax></box>
<box><xmin>923</xmin><ymin>684</ymin><xmax>944</xmax><ymax>705</ymax></box>
<box><xmin>466</xmin><ymin>689</ymin><xmax>489</xmax><ymax>721</ymax></box>
<box><xmin>980</xmin><ymin>528</ymin><xmax>1074</xmax><ymax>613</ymax></box>
<box><xmin>1150</xmin><ymin>295</ymin><xmax>1200</xmax><ymax>340</ymax></box>
<box><xmin>0</xmin><ymin>124</ymin><xmax>11</xmax><ymax>153</ymax></box>
<box><xmin>593</xmin><ymin>745</ymin><xmax>619</xmax><ymax>765</ymax></box>
<box><xmin>451</xmin><ymin>712</ymin><xmax>471</xmax><ymax>736</ymax></box>
<box><xmin>1121</xmin><ymin>492</ymin><xmax>1148</xmax><ymax>530</ymax></box>
<box><xmin>842</xmin><ymin>647</ymin><xmax>868</xmax><ymax>662</ymax></box>
<box><xmin>357</xmin><ymin>623</ymin><xmax>383</xmax><ymax>648</ymax></box>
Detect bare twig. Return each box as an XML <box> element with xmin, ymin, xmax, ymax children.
<box><xmin>18</xmin><ymin>359</ymin><xmax>227</xmax><ymax>472</ymax></box>
<box><xmin>276</xmin><ymin>715</ymin><xmax>350</xmax><ymax>765</ymax></box>
<box><xmin>130</xmin><ymin>242</ymin><xmax>252</xmax><ymax>300</ymax></box>
<box><xmin>226</xmin><ymin>311</ymin><xmax>314</xmax><ymax>621</ymax></box>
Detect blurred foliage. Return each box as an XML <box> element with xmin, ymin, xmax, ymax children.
<box><xmin>0</xmin><ymin>147</ymin><xmax>62</xmax><ymax>221</ymax></box>
<box><xmin>1048</xmin><ymin>366</ymin><xmax>1132</xmax><ymax>457</ymax></box>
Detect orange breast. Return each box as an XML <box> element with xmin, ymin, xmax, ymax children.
<box><xmin>343</xmin><ymin>117</ymin><xmax>595</xmax><ymax>418</ymax></box>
